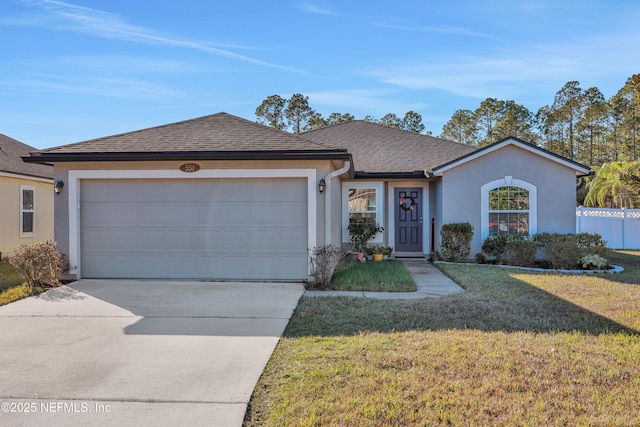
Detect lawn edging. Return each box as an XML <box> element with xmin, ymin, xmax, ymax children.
<box><xmin>434</xmin><ymin>261</ymin><xmax>624</xmax><ymax>274</ymax></box>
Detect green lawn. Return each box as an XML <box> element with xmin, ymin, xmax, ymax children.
<box><xmin>0</xmin><ymin>259</ymin><xmax>42</xmax><ymax>306</ymax></box>
<box><xmin>330</xmin><ymin>259</ymin><xmax>416</xmax><ymax>292</ymax></box>
<box><xmin>245</xmin><ymin>251</ymin><xmax>640</xmax><ymax>426</ymax></box>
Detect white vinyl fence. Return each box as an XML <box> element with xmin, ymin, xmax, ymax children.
<box><xmin>576</xmin><ymin>207</ymin><xmax>640</xmax><ymax>249</ymax></box>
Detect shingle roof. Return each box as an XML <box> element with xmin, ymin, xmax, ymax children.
<box><xmin>0</xmin><ymin>133</ymin><xmax>53</xmax><ymax>179</ymax></box>
<box><xmin>36</xmin><ymin>112</ymin><xmax>342</xmax><ymax>155</ymax></box>
<box><xmin>303</xmin><ymin>120</ymin><xmax>477</xmax><ymax>174</ymax></box>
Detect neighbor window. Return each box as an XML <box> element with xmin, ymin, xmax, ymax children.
<box><xmin>488</xmin><ymin>186</ymin><xmax>529</xmax><ymax>236</ymax></box>
<box><xmin>481</xmin><ymin>178</ymin><xmax>537</xmax><ymax>240</ymax></box>
<box><xmin>348</xmin><ymin>187</ymin><xmax>377</xmax><ymax>225</ymax></box>
<box><xmin>20</xmin><ymin>186</ymin><xmax>35</xmax><ymax>235</ymax></box>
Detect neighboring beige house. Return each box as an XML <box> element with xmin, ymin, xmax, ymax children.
<box><xmin>24</xmin><ymin>113</ymin><xmax>590</xmax><ymax>281</ymax></box>
<box><xmin>0</xmin><ymin>134</ymin><xmax>54</xmax><ymax>258</ymax></box>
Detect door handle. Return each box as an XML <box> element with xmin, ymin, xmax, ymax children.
<box><xmin>419</xmin><ymin>216</ymin><xmax>423</xmax><ymax>224</ymax></box>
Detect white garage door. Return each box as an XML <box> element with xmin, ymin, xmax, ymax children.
<box><xmin>80</xmin><ymin>178</ymin><xmax>309</xmax><ymax>280</ymax></box>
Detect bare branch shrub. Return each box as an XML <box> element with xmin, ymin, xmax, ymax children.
<box><xmin>309</xmin><ymin>245</ymin><xmax>349</xmax><ymax>289</ymax></box>
<box><xmin>8</xmin><ymin>240</ymin><xmax>65</xmax><ymax>288</ymax></box>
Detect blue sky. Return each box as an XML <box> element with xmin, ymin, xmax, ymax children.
<box><xmin>1</xmin><ymin>0</ymin><xmax>639</xmax><ymax>149</ymax></box>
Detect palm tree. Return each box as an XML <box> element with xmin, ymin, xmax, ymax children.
<box><xmin>584</xmin><ymin>161</ymin><xmax>640</xmax><ymax>208</ymax></box>
<box><xmin>622</xmin><ymin>161</ymin><xmax>640</xmax><ymax>194</ymax></box>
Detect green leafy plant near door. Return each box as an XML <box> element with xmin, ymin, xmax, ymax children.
<box><xmin>347</xmin><ymin>222</ymin><xmax>384</xmax><ymax>253</ymax></box>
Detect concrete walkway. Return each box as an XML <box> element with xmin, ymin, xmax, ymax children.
<box><xmin>305</xmin><ymin>258</ymin><xmax>464</xmax><ymax>299</ymax></box>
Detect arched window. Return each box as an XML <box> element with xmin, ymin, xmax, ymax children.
<box><xmin>481</xmin><ymin>178</ymin><xmax>537</xmax><ymax>240</ymax></box>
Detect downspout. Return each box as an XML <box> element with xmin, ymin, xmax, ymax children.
<box><xmin>324</xmin><ymin>161</ymin><xmax>351</xmax><ymax>246</ymax></box>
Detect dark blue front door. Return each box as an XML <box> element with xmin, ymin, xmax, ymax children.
<box><xmin>395</xmin><ymin>188</ymin><xmax>423</xmax><ymax>252</ymax></box>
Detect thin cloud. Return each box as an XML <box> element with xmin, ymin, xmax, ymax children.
<box><xmin>56</xmin><ymin>55</ymin><xmax>213</xmax><ymax>74</ymax></box>
<box><xmin>2</xmin><ymin>73</ymin><xmax>183</xmax><ymax>99</ymax></box>
<box><xmin>294</xmin><ymin>3</ymin><xmax>340</xmax><ymax>16</ymax></box>
<box><xmin>371</xmin><ymin>22</ymin><xmax>495</xmax><ymax>39</ymax></box>
<box><xmin>19</xmin><ymin>0</ymin><xmax>302</xmax><ymax>72</ymax></box>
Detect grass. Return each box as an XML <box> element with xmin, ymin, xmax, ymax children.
<box><xmin>245</xmin><ymin>251</ymin><xmax>640</xmax><ymax>426</ymax></box>
<box><xmin>0</xmin><ymin>259</ymin><xmax>43</xmax><ymax>306</ymax></box>
<box><xmin>330</xmin><ymin>259</ymin><xmax>416</xmax><ymax>292</ymax></box>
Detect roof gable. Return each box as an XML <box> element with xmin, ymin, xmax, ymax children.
<box><xmin>431</xmin><ymin>137</ymin><xmax>591</xmax><ymax>176</ymax></box>
<box><xmin>0</xmin><ymin>133</ymin><xmax>53</xmax><ymax>180</ymax></box>
<box><xmin>26</xmin><ymin>112</ymin><xmax>348</xmax><ymax>163</ymax></box>
<box><xmin>303</xmin><ymin>120</ymin><xmax>477</xmax><ymax>175</ymax></box>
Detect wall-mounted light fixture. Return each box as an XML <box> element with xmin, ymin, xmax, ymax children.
<box><xmin>318</xmin><ymin>178</ymin><xmax>326</xmax><ymax>194</ymax></box>
<box><xmin>54</xmin><ymin>180</ymin><xmax>64</xmax><ymax>195</ymax></box>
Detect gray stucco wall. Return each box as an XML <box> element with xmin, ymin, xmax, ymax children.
<box><xmin>439</xmin><ymin>145</ymin><xmax>580</xmax><ymax>256</ymax></box>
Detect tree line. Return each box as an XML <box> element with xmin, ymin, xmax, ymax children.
<box><xmin>442</xmin><ymin>77</ymin><xmax>640</xmax><ymax>167</ymax></box>
<box><xmin>256</xmin><ymin>75</ymin><xmax>640</xmax><ymax>167</ymax></box>
<box><xmin>255</xmin><ymin>93</ymin><xmax>427</xmax><ymax>134</ymax></box>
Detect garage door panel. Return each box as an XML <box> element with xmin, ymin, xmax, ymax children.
<box><xmin>80</xmin><ymin>178</ymin><xmax>309</xmax><ymax>280</ymax></box>
<box><xmin>82</xmin><ymin>204</ymin><xmax>140</xmax><ymax>226</ymax></box>
<box><xmin>82</xmin><ymin>253</ymin><xmax>308</xmax><ymax>280</ymax></box>
<box><xmin>85</xmin><ymin>227</ymin><xmax>306</xmax><ymax>255</ymax></box>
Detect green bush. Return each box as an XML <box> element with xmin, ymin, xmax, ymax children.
<box><xmin>546</xmin><ymin>241</ymin><xmax>584</xmax><ymax>269</ymax></box>
<box><xmin>8</xmin><ymin>240</ymin><xmax>65</xmax><ymax>288</ymax></box>
<box><xmin>481</xmin><ymin>235</ymin><xmax>528</xmax><ymax>261</ymax></box>
<box><xmin>533</xmin><ymin>232</ymin><xmax>609</xmax><ymax>269</ymax></box>
<box><xmin>574</xmin><ymin>233</ymin><xmax>610</xmax><ymax>259</ymax></box>
<box><xmin>532</xmin><ymin>232</ymin><xmax>564</xmax><ymax>249</ymax></box>
<box><xmin>574</xmin><ymin>233</ymin><xmax>608</xmax><ymax>248</ymax></box>
<box><xmin>501</xmin><ymin>239</ymin><xmax>538</xmax><ymax>267</ymax></box>
<box><xmin>347</xmin><ymin>222</ymin><xmax>384</xmax><ymax>252</ymax></box>
<box><xmin>533</xmin><ymin>232</ymin><xmax>608</xmax><ymax>250</ymax></box>
<box><xmin>440</xmin><ymin>222</ymin><xmax>473</xmax><ymax>262</ymax></box>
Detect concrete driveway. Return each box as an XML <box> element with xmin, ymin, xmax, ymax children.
<box><xmin>0</xmin><ymin>280</ymin><xmax>304</xmax><ymax>427</ymax></box>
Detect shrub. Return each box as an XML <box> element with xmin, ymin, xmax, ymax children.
<box><xmin>440</xmin><ymin>222</ymin><xmax>473</xmax><ymax>262</ymax></box>
<box><xmin>533</xmin><ymin>232</ymin><xmax>609</xmax><ymax>268</ymax></box>
<box><xmin>500</xmin><ymin>239</ymin><xmax>537</xmax><ymax>267</ymax></box>
<box><xmin>8</xmin><ymin>240</ymin><xmax>65</xmax><ymax>288</ymax></box>
<box><xmin>532</xmin><ymin>232</ymin><xmax>564</xmax><ymax>249</ymax></box>
<box><xmin>545</xmin><ymin>241</ymin><xmax>584</xmax><ymax>270</ymax></box>
<box><xmin>347</xmin><ymin>222</ymin><xmax>384</xmax><ymax>252</ymax></box>
<box><xmin>579</xmin><ymin>254</ymin><xmax>609</xmax><ymax>270</ymax></box>
<box><xmin>481</xmin><ymin>235</ymin><xmax>529</xmax><ymax>262</ymax></box>
<box><xmin>308</xmin><ymin>245</ymin><xmax>349</xmax><ymax>289</ymax></box>
<box><xmin>574</xmin><ymin>233</ymin><xmax>610</xmax><ymax>259</ymax></box>
<box><xmin>574</xmin><ymin>233</ymin><xmax>607</xmax><ymax>249</ymax></box>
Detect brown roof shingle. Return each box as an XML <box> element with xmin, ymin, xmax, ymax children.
<box><xmin>303</xmin><ymin>120</ymin><xmax>477</xmax><ymax>174</ymax></box>
<box><xmin>0</xmin><ymin>134</ymin><xmax>53</xmax><ymax>179</ymax></box>
<box><xmin>36</xmin><ymin>112</ymin><xmax>341</xmax><ymax>155</ymax></box>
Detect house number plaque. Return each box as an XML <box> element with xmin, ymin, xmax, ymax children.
<box><xmin>179</xmin><ymin>163</ymin><xmax>200</xmax><ymax>173</ymax></box>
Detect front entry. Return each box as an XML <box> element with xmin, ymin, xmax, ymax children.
<box><xmin>395</xmin><ymin>188</ymin><xmax>423</xmax><ymax>253</ymax></box>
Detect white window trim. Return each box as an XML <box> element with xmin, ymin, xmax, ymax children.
<box><xmin>342</xmin><ymin>181</ymin><xmax>384</xmax><ymax>244</ymax></box>
<box><xmin>20</xmin><ymin>185</ymin><xmax>35</xmax><ymax>237</ymax></box>
<box><xmin>67</xmin><ymin>169</ymin><xmax>317</xmax><ymax>278</ymax></box>
<box><xmin>480</xmin><ymin>177</ymin><xmax>537</xmax><ymax>240</ymax></box>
